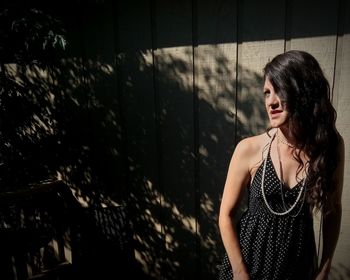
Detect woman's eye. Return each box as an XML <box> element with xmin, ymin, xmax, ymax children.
<box><xmin>263</xmin><ymin>91</ymin><xmax>270</xmax><ymax>97</ymax></box>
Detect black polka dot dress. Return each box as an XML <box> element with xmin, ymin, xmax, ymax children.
<box><xmin>218</xmin><ymin>152</ymin><xmax>318</xmax><ymax>280</ymax></box>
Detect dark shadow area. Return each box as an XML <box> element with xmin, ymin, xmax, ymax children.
<box><xmin>111</xmin><ymin>0</ymin><xmax>348</xmax><ymax>48</ymax></box>
<box><xmin>1</xmin><ymin>1</ymin><xmax>349</xmax><ymax>279</ymax></box>
<box><xmin>0</xmin><ymin>182</ymin><xmax>72</xmax><ymax>280</ymax></box>
<box><xmin>0</xmin><ymin>4</ymin><xmax>139</xmax><ymax>279</ymax></box>
<box><xmin>0</xmin><ymin>181</ymin><xmax>136</xmax><ymax>280</ymax></box>
<box><xmin>0</xmin><ymin>4</ymin><xmax>127</xmax><ymax>201</ymax></box>
<box><xmin>0</xmin><ymin>3</ymin><xmax>267</xmax><ymax>279</ymax></box>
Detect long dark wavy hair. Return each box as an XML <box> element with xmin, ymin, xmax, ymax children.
<box><xmin>263</xmin><ymin>50</ymin><xmax>340</xmax><ymax>211</ymax></box>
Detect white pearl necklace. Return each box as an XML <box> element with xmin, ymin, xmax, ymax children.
<box><xmin>276</xmin><ymin>131</ymin><xmax>295</xmax><ymax>148</ymax></box>
<box><xmin>261</xmin><ymin>131</ymin><xmax>306</xmax><ymax>216</ymax></box>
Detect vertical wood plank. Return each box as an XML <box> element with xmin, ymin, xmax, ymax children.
<box><xmin>287</xmin><ymin>0</ymin><xmax>339</xmax><ymax>267</ymax></box>
<box><xmin>331</xmin><ymin>0</ymin><xmax>350</xmax><ymax>277</ymax></box>
<box><xmin>237</xmin><ymin>0</ymin><xmax>285</xmax><ymax>140</ymax></box>
<box><xmin>289</xmin><ymin>0</ymin><xmax>338</xmax><ymax>86</ymax></box>
<box><xmin>82</xmin><ymin>2</ymin><xmax>127</xmax><ymax>201</ymax></box>
<box><xmin>115</xmin><ymin>0</ymin><xmax>163</xmax><ymax>278</ymax></box>
<box><xmin>195</xmin><ymin>0</ymin><xmax>237</xmax><ymax>278</ymax></box>
<box><xmin>153</xmin><ymin>0</ymin><xmax>196</xmax><ymax>278</ymax></box>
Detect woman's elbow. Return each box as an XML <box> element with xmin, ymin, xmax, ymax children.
<box><xmin>218</xmin><ymin>209</ymin><xmax>234</xmax><ymax>229</ymax></box>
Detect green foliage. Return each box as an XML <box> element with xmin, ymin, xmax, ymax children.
<box><xmin>0</xmin><ymin>8</ymin><xmax>67</xmax><ymax>65</ymax></box>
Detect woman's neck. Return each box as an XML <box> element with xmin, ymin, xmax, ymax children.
<box><xmin>277</xmin><ymin>127</ymin><xmax>296</xmax><ymax>148</ymax></box>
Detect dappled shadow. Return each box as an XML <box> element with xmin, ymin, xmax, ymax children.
<box><xmin>0</xmin><ymin>3</ymin><xmax>267</xmax><ymax>280</ymax></box>
<box><xmin>0</xmin><ymin>5</ymin><xmax>134</xmax><ymax>279</ymax></box>
<box><xmin>117</xmin><ymin>44</ymin><xmax>267</xmax><ymax>279</ymax></box>
<box><xmin>0</xmin><ymin>6</ymin><xmax>126</xmax><ymax>202</ymax></box>
<box><xmin>2</xmin><ymin>1</ymin><xmax>349</xmax><ymax>280</ymax></box>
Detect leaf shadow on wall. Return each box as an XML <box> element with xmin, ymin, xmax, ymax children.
<box><xmin>117</xmin><ymin>47</ymin><xmax>268</xmax><ymax>279</ymax></box>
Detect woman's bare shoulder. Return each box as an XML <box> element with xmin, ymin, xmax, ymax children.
<box><xmin>234</xmin><ymin>130</ymin><xmax>273</xmax><ymax>162</ymax></box>
<box><xmin>237</xmin><ymin>130</ymin><xmax>273</xmax><ymax>151</ymax></box>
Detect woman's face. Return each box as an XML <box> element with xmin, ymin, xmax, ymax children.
<box><xmin>264</xmin><ymin>78</ymin><xmax>289</xmax><ymax>128</ymax></box>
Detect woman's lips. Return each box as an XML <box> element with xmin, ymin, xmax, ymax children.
<box><xmin>270</xmin><ymin>110</ymin><xmax>283</xmax><ymax>118</ymax></box>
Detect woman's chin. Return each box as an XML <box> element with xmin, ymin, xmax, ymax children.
<box><xmin>269</xmin><ymin>122</ymin><xmax>280</xmax><ymax>128</ymax></box>
<box><xmin>269</xmin><ymin>118</ymin><xmax>288</xmax><ymax>128</ymax></box>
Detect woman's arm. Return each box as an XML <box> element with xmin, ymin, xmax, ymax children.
<box><xmin>316</xmin><ymin>136</ymin><xmax>345</xmax><ymax>280</ymax></box>
<box><xmin>219</xmin><ymin>138</ymin><xmax>256</xmax><ymax>280</ymax></box>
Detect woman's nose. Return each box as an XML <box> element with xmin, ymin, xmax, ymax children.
<box><xmin>267</xmin><ymin>93</ymin><xmax>279</xmax><ymax>108</ymax></box>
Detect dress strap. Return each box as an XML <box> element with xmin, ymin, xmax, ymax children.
<box><xmin>263</xmin><ymin>131</ymin><xmax>277</xmax><ymax>160</ymax></box>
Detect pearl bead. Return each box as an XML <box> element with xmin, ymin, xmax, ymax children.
<box><xmin>261</xmin><ymin>131</ymin><xmax>306</xmax><ymax>216</ymax></box>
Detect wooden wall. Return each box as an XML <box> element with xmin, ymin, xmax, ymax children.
<box><xmin>108</xmin><ymin>0</ymin><xmax>350</xmax><ymax>279</ymax></box>
<box><xmin>12</xmin><ymin>0</ymin><xmax>349</xmax><ymax>279</ymax></box>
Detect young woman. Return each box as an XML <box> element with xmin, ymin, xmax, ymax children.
<box><xmin>218</xmin><ymin>50</ymin><xmax>344</xmax><ymax>280</ymax></box>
